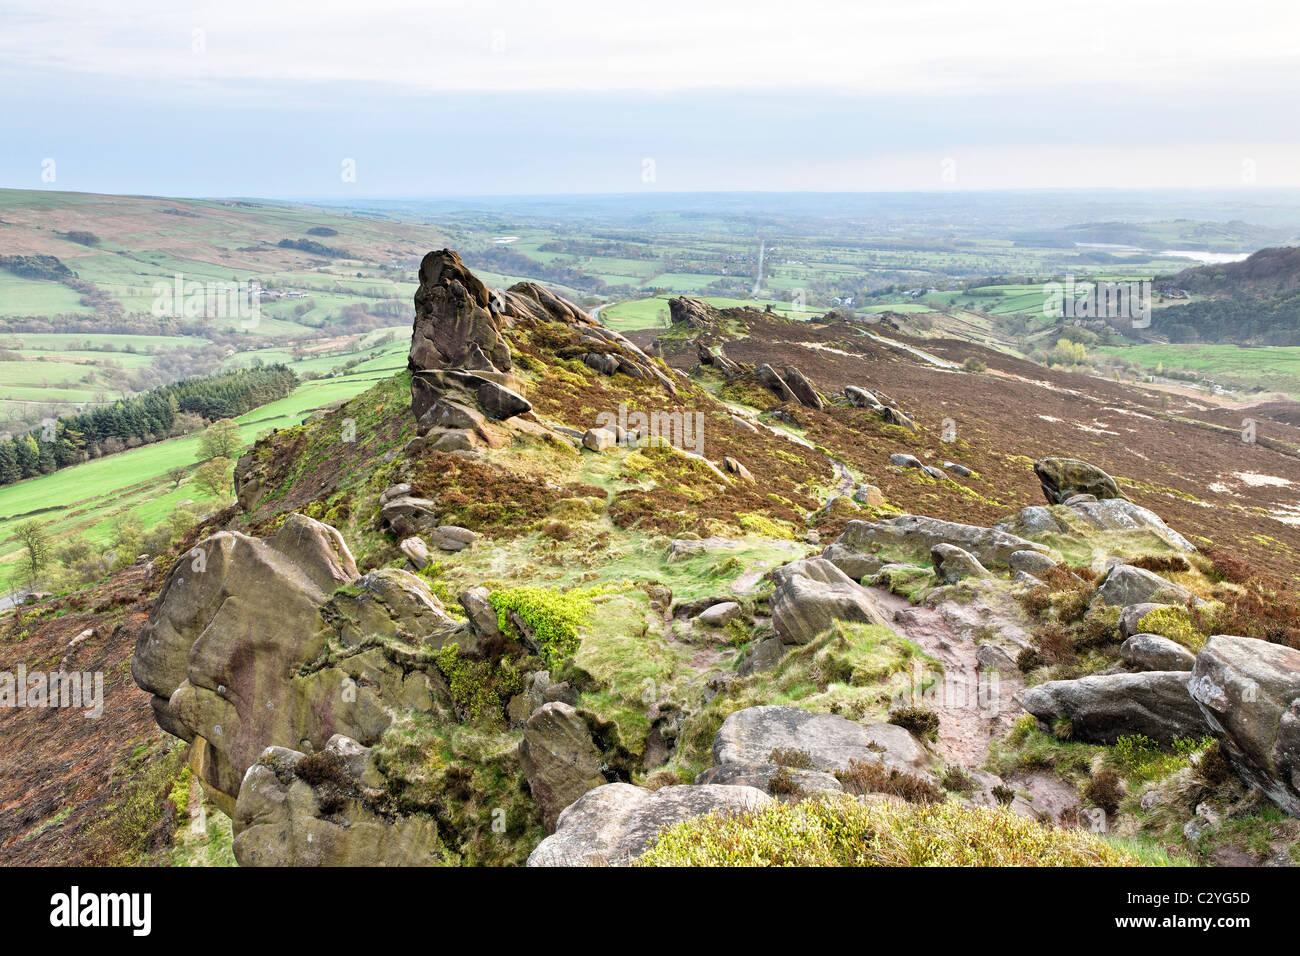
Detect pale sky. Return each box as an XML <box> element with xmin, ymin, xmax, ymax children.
<box><xmin>3</xmin><ymin>0</ymin><xmax>1300</xmax><ymax>195</ymax></box>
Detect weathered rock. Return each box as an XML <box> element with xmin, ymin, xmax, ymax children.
<box><xmin>737</xmin><ymin>636</ymin><xmax>786</xmax><ymax>676</ymax></box>
<box><xmin>1095</xmin><ymin>564</ymin><xmax>1192</xmax><ymax>607</ymax></box>
<box><xmin>700</xmin><ymin>762</ymin><xmax>844</xmax><ymax>799</ymax></box>
<box><xmin>1009</xmin><ymin>549</ymin><xmax>1057</xmax><ymax>575</ymax></box>
<box><xmin>1065</xmin><ymin>498</ymin><xmax>1196</xmax><ymax>551</ymax></box>
<box><xmin>232</xmin><ymin>736</ymin><xmax>440</xmax><ymax>866</ymax></box>
<box><xmin>837</xmin><ymin>515</ymin><xmax>1048</xmax><ymax>568</ymax></box>
<box><xmin>584</xmin><ymin>352</ymin><xmax>619</xmax><ymax>375</ymax></box>
<box><xmin>665</xmin><ymin>536</ymin><xmax>740</xmax><ymax>562</ymax></box>
<box><xmin>1120</xmin><ymin>602</ymin><xmax>1173</xmax><ymax>638</ymax></box>
<box><xmin>518</xmin><ymin>702</ymin><xmax>608</xmax><ymax>832</ymax></box>
<box><xmin>410</xmin><ymin>249</ymin><xmax>512</xmax><ymax>373</ymax></box>
<box><xmin>769</xmin><ymin>557</ymin><xmax>891</xmax><ymax>644</ymax></box>
<box><xmin>133</xmin><ymin>516</ymin><xmax>456</xmax><ymax>805</ymax></box>
<box><xmin>430</xmin><ymin>525</ymin><xmax>477</xmax><ymax>552</ymax></box>
<box><xmin>722</xmin><ymin>456</ymin><xmax>755</xmax><ymax>482</ymax></box>
<box><xmin>879</xmin><ymin>406</ymin><xmax>917</xmax><ymax>431</ymax></box>
<box><xmin>697</xmin><ymin>601</ymin><xmax>742</xmax><ymax>627</ymax></box>
<box><xmin>1033</xmin><ymin>457</ymin><xmax>1123</xmax><ymax>504</ymax></box>
<box><xmin>526</xmin><ymin>783</ymin><xmax>771</xmax><ymax>866</ymax></box>
<box><xmin>459</xmin><ymin>586</ymin><xmax>502</xmax><ymax>642</ymax></box>
<box><xmin>920</xmin><ymin>464</ymin><xmax>948</xmax><ymax>481</ymax></box>
<box><xmin>702</xmin><ymin>705</ymin><xmax>935</xmax><ymax>783</ymax></box>
<box><xmin>381</xmin><ymin>494</ymin><xmax>437</xmax><ymax>537</ymax></box>
<box><xmin>997</xmin><ymin>505</ymin><xmax>1062</xmax><ymax>538</ymax></box>
<box><xmin>845</xmin><ymin>385</ymin><xmax>883</xmax><ymax>410</ymax></box>
<box><xmin>853</xmin><ymin>484</ymin><xmax>885</xmax><ymax>507</ymax></box>
<box><xmin>1189</xmin><ymin>635</ymin><xmax>1300</xmax><ymax>817</ymax></box>
<box><xmin>507</xmin><ymin>670</ymin><xmax>550</xmax><ymax>727</ymax></box>
<box><xmin>754</xmin><ymin>364</ymin><xmax>799</xmax><ymax>403</ymax></box>
<box><xmin>418</xmin><ymin>398</ymin><xmax>486</xmax><ymax>435</ymax></box>
<box><xmin>931</xmin><ymin>543</ymin><xmax>991</xmax><ymax>584</ymax></box>
<box><xmin>1121</xmin><ymin>633</ymin><xmax>1196</xmax><ymax>671</ymax></box>
<box><xmin>889</xmin><ymin>453</ymin><xmax>922</xmax><ymax>469</ymax></box>
<box><xmin>942</xmin><ymin>461</ymin><xmax>972</xmax><ymax>478</ymax></box>
<box><xmin>399</xmin><ymin>536</ymin><xmax>430</xmax><ymax>570</ymax></box>
<box><xmin>582</xmin><ymin>427</ymin><xmax>618</xmax><ymax>452</ymax></box>
<box><xmin>379</xmin><ymin>483</ymin><xmax>413</xmax><ymax>506</ymax></box>
<box><xmin>782</xmin><ymin>366</ymin><xmax>824</xmax><ymax>410</ymax></box>
<box><xmin>821</xmin><ymin>542</ymin><xmax>884</xmax><ymax>581</ymax></box>
<box><xmin>1017</xmin><ymin>671</ymin><xmax>1209</xmax><ymax>743</ymax></box>
<box><xmin>475</xmin><ymin>380</ymin><xmax>531</xmax><ymax>420</ymax></box>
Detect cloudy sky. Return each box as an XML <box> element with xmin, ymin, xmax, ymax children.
<box><xmin>3</xmin><ymin>0</ymin><xmax>1299</xmax><ymax>196</ymax></box>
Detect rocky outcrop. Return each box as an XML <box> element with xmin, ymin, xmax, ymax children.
<box><xmin>518</xmin><ymin>702</ymin><xmax>608</xmax><ymax>832</ymax></box>
<box><xmin>1189</xmin><ymin>636</ymin><xmax>1300</xmax><ymax>817</ymax></box>
<box><xmin>1017</xmin><ymin>672</ymin><xmax>1209</xmax><ymax>743</ymax></box>
<box><xmin>232</xmin><ymin>735</ymin><xmax>441</xmax><ymax>866</ymax></box>
<box><xmin>769</xmin><ymin>557</ymin><xmax>891</xmax><ymax>644</ymax></box>
<box><xmin>1034</xmin><ymin>457</ymin><xmax>1123</xmax><ymax>504</ymax></box>
<box><xmin>836</xmin><ymin>515</ymin><xmax>1048</xmax><ymax>568</ymax></box>
<box><xmin>526</xmin><ymin>783</ymin><xmax>771</xmax><ymax>866</ymax></box>
<box><xmin>408</xmin><ymin>249</ymin><xmax>674</xmax><ymax>433</ymax></box>
<box><xmin>133</xmin><ymin>514</ymin><xmax>465</xmax><ymax>813</ymax></box>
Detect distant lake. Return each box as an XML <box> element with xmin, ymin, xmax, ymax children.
<box><xmin>1157</xmin><ymin>250</ymin><xmax>1250</xmax><ymax>265</ymax></box>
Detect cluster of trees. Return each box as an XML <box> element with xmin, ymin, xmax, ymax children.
<box><xmin>0</xmin><ymin>365</ymin><xmax>296</xmax><ymax>486</ymax></box>
<box><xmin>278</xmin><ymin>237</ymin><xmax>352</xmax><ymax>258</ymax></box>
<box><xmin>1152</xmin><ymin>294</ymin><xmax>1300</xmax><ymax>345</ymax></box>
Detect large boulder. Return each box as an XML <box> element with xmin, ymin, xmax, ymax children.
<box><xmin>836</xmin><ymin>515</ymin><xmax>1048</xmax><ymax>568</ymax></box>
<box><xmin>698</xmin><ymin>705</ymin><xmax>936</xmax><ymax>789</ymax></box>
<box><xmin>1189</xmin><ymin>636</ymin><xmax>1300</xmax><ymax>817</ymax></box>
<box><xmin>133</xmin><ymin>515</ymin><xmax>455</xmax><ymax>807</ymax></box>
<box><xmin>781</xmin><ymin>366</ymin><xmax>824</xmax><ymax>410</ymax></box>
<box><xmin>410</xmin><ymin>249</ymin><xmax>512</xmax><ymax>373</ymax></box>
<box><xmin>518</xmin><ymin>702</ymin><xmax>608</xmax><ymax>832</ymax></box>
<box><xmin>1017</xmin><ymin>672</ymin><xmax>1209</xmax><ymax>743</ymax></box>
<box><xmin>526</xmin><ymin>783</ymin><xmax>771</xmax><ymax>866</ymax></box>
<box><xmin>1095</xmin><ymin>564</ymin><xmax>1192</xmax><ymax>607</ymax></box>
<box><xmin>232</xmin><ymin>736</ymin><xmax>441</xmax><ymax>866</ymax></box>
<box><xmin>769</xmin><ymin>557</ymin><xmax>891</xmax><ymax>645</ymax></box>
<box><xmin>1034</xmin><ymin>457</ymin><xmax>1123</xmax><ymax>504</ymax></box>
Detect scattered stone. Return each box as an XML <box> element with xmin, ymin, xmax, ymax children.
<box><xmin>1065</xmin><ymin>498</ymin><xmax>1196</xmax><ymax>551</ymax></box>
<box><xmin>781</xmin><ymin>366</ymin><xmax>824</xmax><ymax>410</ymax></box>
<box><xmin>889</xmin><ymin>453</ymin><xmax>922</xmax><ymax>469</ymax></box>
<box><xmin>697</xmin><ymin>601</ymin><xmax>742</xmax><ymax>627</ymax></box>
<box><xmin>997</xmin><ymin>506</ymin><xmax>1062</xmax><ymax>538</ymax></box>
<box><xmin>398</xmin><ymin>536</ymin><xmax>430</xmax><ymax>570</ymax></box>
<box><xmin>233</xmin><ymin>736</ymin><xmax>439</xmax><ymax>866</ymax></box>
<box><xmin>430</xmin><ymin>525</ymin><xmax>477</xmax><ymax>552</ymax></box>
<box><xmin>701</xmin><ymin>705</ymin><xmax>936</xmax><ymax>783</ymax></box>
<box><xmin>844</xmin><ymin>385</ymin><xmax>882</xmax><ymax>410</ymax></box>
<box><xmin>458</xmin><ymin>586</ymin><xmax>501</xmax><ymax>642</ymax></box>
<box><xmin>821</xmin><ymin>542</ymin><xmax>884</xmax><ymax>581</ymax></box>
<box><xmin>722</xmin><ymin>456</ymin><xmax>755</xmax><ymax>482</ymax></box>
<box><xmin>582</xmin><ymin>427</ymin><xmax>618</xmax><ymax>452</ymax></box>
<box><xmin>853</xmin><ymin>484</ymin><xmax>885</xmax><ymax>507</ymax></box>
<box><xmin>879</xmin><ymin>406</ymin><xmax>917</xmax><ymax>431</ymax></box>
<box><xmin>837</xmin><ymin>515</ymin><xmax>1048</xmax><ymax>568</ymax></box>
<box><xmin>942</xmin><ymin>461</ymin><xmax>972</xmax><ymax>477</ymax></box>
<box><xmin>1120</xmin><ymin>602</ymin><xmax>1172</xmax><ymax>638</ymax></box>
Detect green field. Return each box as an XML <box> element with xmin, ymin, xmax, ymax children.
<box><xmin>1096</xmin><ymin>343</ymin><xmax>1300</xmax><ymax>396</ymax></box>
<box><xmin>601</xmin><ymin>295</ymin><xmax>825</xmax><ymax>332</ymax></box>
<box><xmin>0</xmin><ymin>366</ymin><xmax>403</xmax><ymax>576</ymax></box>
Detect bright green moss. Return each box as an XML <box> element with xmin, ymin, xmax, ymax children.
<box><xmin>490</xmin><ymin>585</ymin><xmax>603</xmax><ymax>667</ymax></box>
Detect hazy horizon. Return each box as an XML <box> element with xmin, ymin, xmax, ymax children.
<box><xmin>4</xmin><ymin>0</ymin><xmax>1300</xmax><ymax>196</ymax></box>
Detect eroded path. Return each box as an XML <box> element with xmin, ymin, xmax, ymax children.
<box><xmin>870</xmin><ymin>587</ymin><xmax>1025</xmax><ymax>768</ymax></box>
